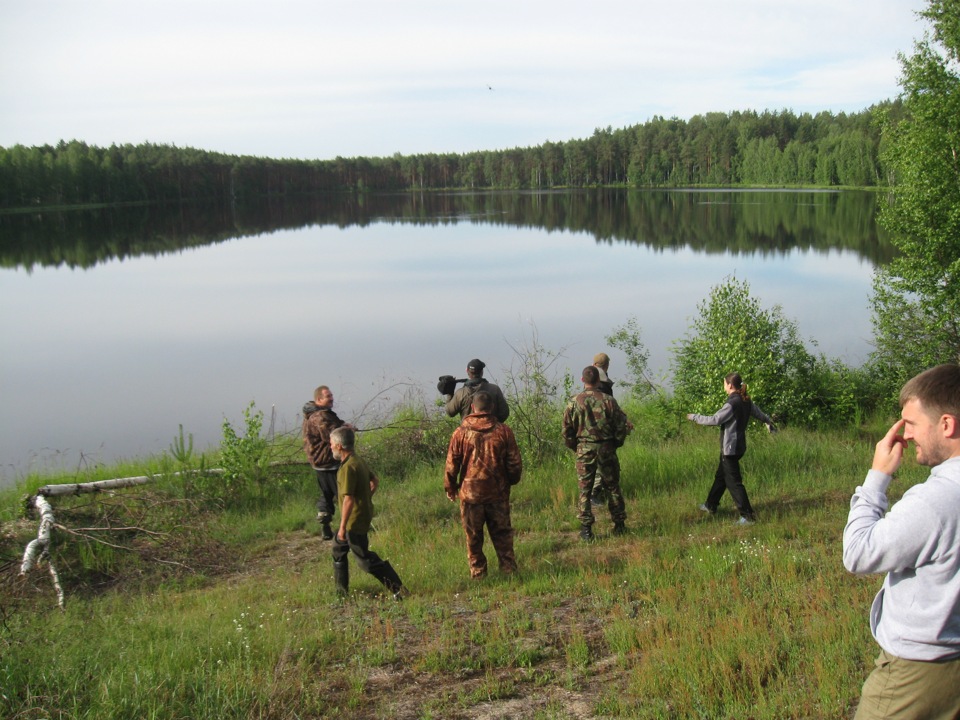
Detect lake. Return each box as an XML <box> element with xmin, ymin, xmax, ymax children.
<box><xmin>0</xmin><ymin>189</ymin><xmax>890</xmax><ymax>485</ymax></box>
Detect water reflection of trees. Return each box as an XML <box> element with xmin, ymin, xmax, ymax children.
<box><xmin>0</xmin><ymin>189</ymin><xmax>893</xmax><ymax>270</ymax></box>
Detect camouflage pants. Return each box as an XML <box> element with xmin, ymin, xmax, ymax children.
<box><xmin>576</xmin><ymin>442</ymin><xmax>626</xmax><ymax>527</ymax></box>
<box><xmin>459</xmin><ymin>499</ymin><xmax>516</xmax><ymax>578</ymax></box>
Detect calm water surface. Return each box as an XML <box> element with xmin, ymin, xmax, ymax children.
<box><xmin>0</xmin><ymin>190</ymin><xmax>887</xmax><ymax>485</ymax></box>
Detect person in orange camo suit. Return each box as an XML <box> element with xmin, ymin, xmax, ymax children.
<box><xmin>444</xmin><ymin>390</ymin><xmax>523</xmax><ymax>579</ymax></box>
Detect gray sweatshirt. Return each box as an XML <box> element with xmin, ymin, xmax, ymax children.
<box><xmin>842</xmin><ymin>457</ymin><xmax>960</xmax><ymax>661</ymax></box>
<box><xmin>689</xmin><ymin>392</ymin><xmax>773</xmax><ymax>456</ymax></box>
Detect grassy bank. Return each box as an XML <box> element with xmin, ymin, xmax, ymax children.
<box><xmin>0</xmin><ymin>406</ymin><xmax>921</xmax><ymax>719</ymax></box>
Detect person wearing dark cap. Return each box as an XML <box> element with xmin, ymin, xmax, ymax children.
<box><xmin>443</xmin><ymin>358</ymin><xmax>510</xmax><ymax>423</ymax></box>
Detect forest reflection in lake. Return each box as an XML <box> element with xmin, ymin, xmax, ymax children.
<box><xmin>0</xmin><ymin>189</ymin><xmax>889</xmax><ymax>484</ymax></box>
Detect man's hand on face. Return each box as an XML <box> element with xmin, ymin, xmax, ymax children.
<box><xmin>872</xmin><ymin>418</ymin><xmax>907</xmax><ymax>476</ymax></box>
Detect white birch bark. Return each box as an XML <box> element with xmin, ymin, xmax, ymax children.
<box><xmin>20</xmin><ymin>494</ymin><xmax>65</xmax><ymax>609</ymax></box>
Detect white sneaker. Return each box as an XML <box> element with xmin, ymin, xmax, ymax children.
<box><xmin>736</xmin><ymin>516</ymin><xmax>756</xmax><ymax>526</ymax></box>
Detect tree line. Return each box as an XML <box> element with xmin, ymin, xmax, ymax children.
<box><xmin>0</xmin><ymin>105</ymin><xmax>898</xmax><ymax>209</ymax></box>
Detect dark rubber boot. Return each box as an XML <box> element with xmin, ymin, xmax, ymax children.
<box><xmin>371</xmin><ymin>560</ymin><xmax>407</xmax><ymax>599</ymax></box>
<box><xmin>321</xmin><ymin>521</ymin><xmax>333</xmax><ymax>541</ymax></box>
<box><xmin>579</xmin><ymin>524</ymin><xmax>594</xmax><ymax>541</ymax></box>
<box><xmin>333</xmin><ymin>559</ymin><xmax>349</xmax><ymax>596</ymax></box>
<box><xmin>612</xmin><ymin>522</ymin><xmax>627</xmax><ymax>536</ymax></box>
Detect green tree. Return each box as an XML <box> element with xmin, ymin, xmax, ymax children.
<box><xmin>605</xmin><ymin>316</ymin><xmax>654</xmax><ymax>397</ymax></box>
<box><xmin>671</xmin><ymin>277</ymin><xmax>820</xmax><ymax>425</ymax></box>
<box><xmin>873</xmin><ymin>0</ymin><xmax>960</xmax><ymax>395</ymax></box>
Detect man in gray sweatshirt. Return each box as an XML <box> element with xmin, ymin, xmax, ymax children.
<box><xmin>843</xmin><ymin>364</ymin><xmax>960</xmax><ymax>720</ymax></box>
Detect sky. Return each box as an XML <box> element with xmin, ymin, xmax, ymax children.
<box><xmin>0</xmin><ymin>0</ymin><xmax>930</xmax><ymax>162</ymax></box>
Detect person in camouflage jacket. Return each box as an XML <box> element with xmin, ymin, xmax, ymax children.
<box><xmin>562</xmin><ymin>366</ymin><xmax>630</xmax><ymax>540</ymax></box>
<box><xmin>444</xmin><ymin>390</ymin><xmax>523</xmax><ymax>579</ymax></box>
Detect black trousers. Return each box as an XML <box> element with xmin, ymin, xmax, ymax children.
<box><xmin>704</xmin><ymin>453</ymin><xmax>755</xmax><ymax>519</ymax></box>
<box><xmin>315</xmin><ymin>468</ymin><xmax>338</xmax><ymax>521</ymax></box>
<box><xmin>332</xmin><ymin>531</ymin><xmax>390</xmax><ymax>577</ymax></box>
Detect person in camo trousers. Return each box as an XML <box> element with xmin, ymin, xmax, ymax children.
<box><xmin>562</xmin><ymin>365</ymin><xmax>630</xmax><ymax>540</ymax></box>
<box><xmin>444</xmin><ymin>390</ymin><xmax>523</xmax><ymax>579</ymax></box>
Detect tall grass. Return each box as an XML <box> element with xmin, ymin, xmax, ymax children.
<box><xmin>1</xmin><ymin>402</ymin><xmax>925</xmax><ymax>719</ymax></box>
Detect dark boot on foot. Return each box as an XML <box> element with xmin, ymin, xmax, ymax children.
<box><xmin>333</xmin><ymin>559</ymin><xmax>349</xmax><ymax>596</ymax></box>
<box><xmin>371</xmin><ymin>560</ymin><xmax>406</xmax><ymax>599</ymax></box>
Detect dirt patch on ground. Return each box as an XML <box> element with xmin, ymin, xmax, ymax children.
<box><xmin>229</xmin><ymin>533</ymin><xmax>630</xmax><ymax>718</ymax></box>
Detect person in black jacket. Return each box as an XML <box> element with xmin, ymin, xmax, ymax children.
<box><xmin>686</xmin><ymin>372</ymin><xmax>775</xmax><ymax>525</ymax></box>
<box><xmin>442</xmin><ymin>358</ymin><xmax>509</xmax><ymax>422</ymax></box>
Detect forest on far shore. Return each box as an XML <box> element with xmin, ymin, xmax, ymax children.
<box><xmin>0</xmin><ymin>103</ymin><xmax>898</xmax><ymax>210</ymax></box>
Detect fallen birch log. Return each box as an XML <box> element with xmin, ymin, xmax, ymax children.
<box><xmin>20</xmin><ymin>493</ymin><xmax>65</xmax><ymax>609</ymax></box>
<box><xmin>34</xmin><ymin>462</ymin><xmax>311</xmax><ymax>497</ymax></box>
<box><xmin>36</xmin><ymin>469</ymin><xmax>225</xmax><ymax>497</ymax></box>
<box><xmin>20</xmin><ymin>471</ymin><xmax>223</xmax><ymax>608</ymax></box>
<box><xmin>21</xmin><ymin>462</ymin><xmax>305</xmax><ymax>607</ymax></box>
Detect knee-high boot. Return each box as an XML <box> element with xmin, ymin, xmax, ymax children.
<box><xmin>333</xmin><ymin>559</ymin><xmax>349</xmax><ymax>596</ymax></box>
<box><xmin>370</xmin><ymin>560</ymin><xmax>407</xmax><ymax>599</ymax></box>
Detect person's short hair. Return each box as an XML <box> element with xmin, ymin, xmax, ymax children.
<box><xmin>314</xmin><ymin>385</ymin><xmax>330</xmax><ymax>401</ymax></box>
<box><xmin>900</xmin><ymin>364</ymin><xmax>960</xmax><ymax>420</ymax></box>
<box><xmin>471</xmin><ymin>390</ymin><xmax>493</xmax><ymax>413</ymax></box>
<box><xmin>582</xmin><ymin>366</ymin><xmax>600</xmax><ymax>385</ymax></box>
<box><xmin>593</xmin><ymin>353</ymin><xmax>610</xmax><ymax>370</ymax></box>
<box><xmin>330</xmin><ymin>426</ymin><xmax>355</xmax><ymax>451</ymax></box>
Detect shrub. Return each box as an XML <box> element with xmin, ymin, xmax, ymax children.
<box><xmin>605</xmin><ymin>316</ymin><xmax>656</xmax><ymax>398</ymax></box>
<box><xmin>671</xmin><ymin>276</ymin><xmax>822</xmax><ymax>426</ymax></box>
<box><xmin>501</xmin><ymin>323</ymin><xmax>571</xmax><ymax>464</ymax></box>
<box><xmin>211</xmin><ymin>402</ymin><xmax>291</xmax><ymax>505</ymax></box>
<box><xmin>359</xmin><ymin>403</ymin><xmax>453</xmax><ymax>482</ymax></box>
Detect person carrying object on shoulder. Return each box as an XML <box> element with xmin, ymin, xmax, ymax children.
<box><xmin>303</xmin><ymin>385</ymin><xmax>354</xmax><ymax>540</ymax></box>
<box><xmin>330</xmin><ymin>426</ymin><xmax>407</xmax><ymax>600</ymax></box>
<box><xmin>442</xmin><ymin>358</ymin><xmax>509</xmax><ymax>422</ymax></box>
<box><xmin>444</xmin><ymin>390</ymin><xmax>523</xmax><ymax>580</ymax></box>
<box><xmin>562</xmin><ymin>365</ymin><xmax>630</xmax><ymax>540</ymax></box>
<box><xmin>843</xmin><ymin>364</ymin><xmax>960</xmax><ymax>720</ymax></box>
<box><xmin>686</xmin><ymin>372</ymin><xmax>775</xmax><ymax>525</ymax></box>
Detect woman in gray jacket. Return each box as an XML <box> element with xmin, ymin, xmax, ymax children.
<box><xmin>687</xmin><ymin>372</ymin><xmax>775</xmax><ymax>525</ymax></box>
